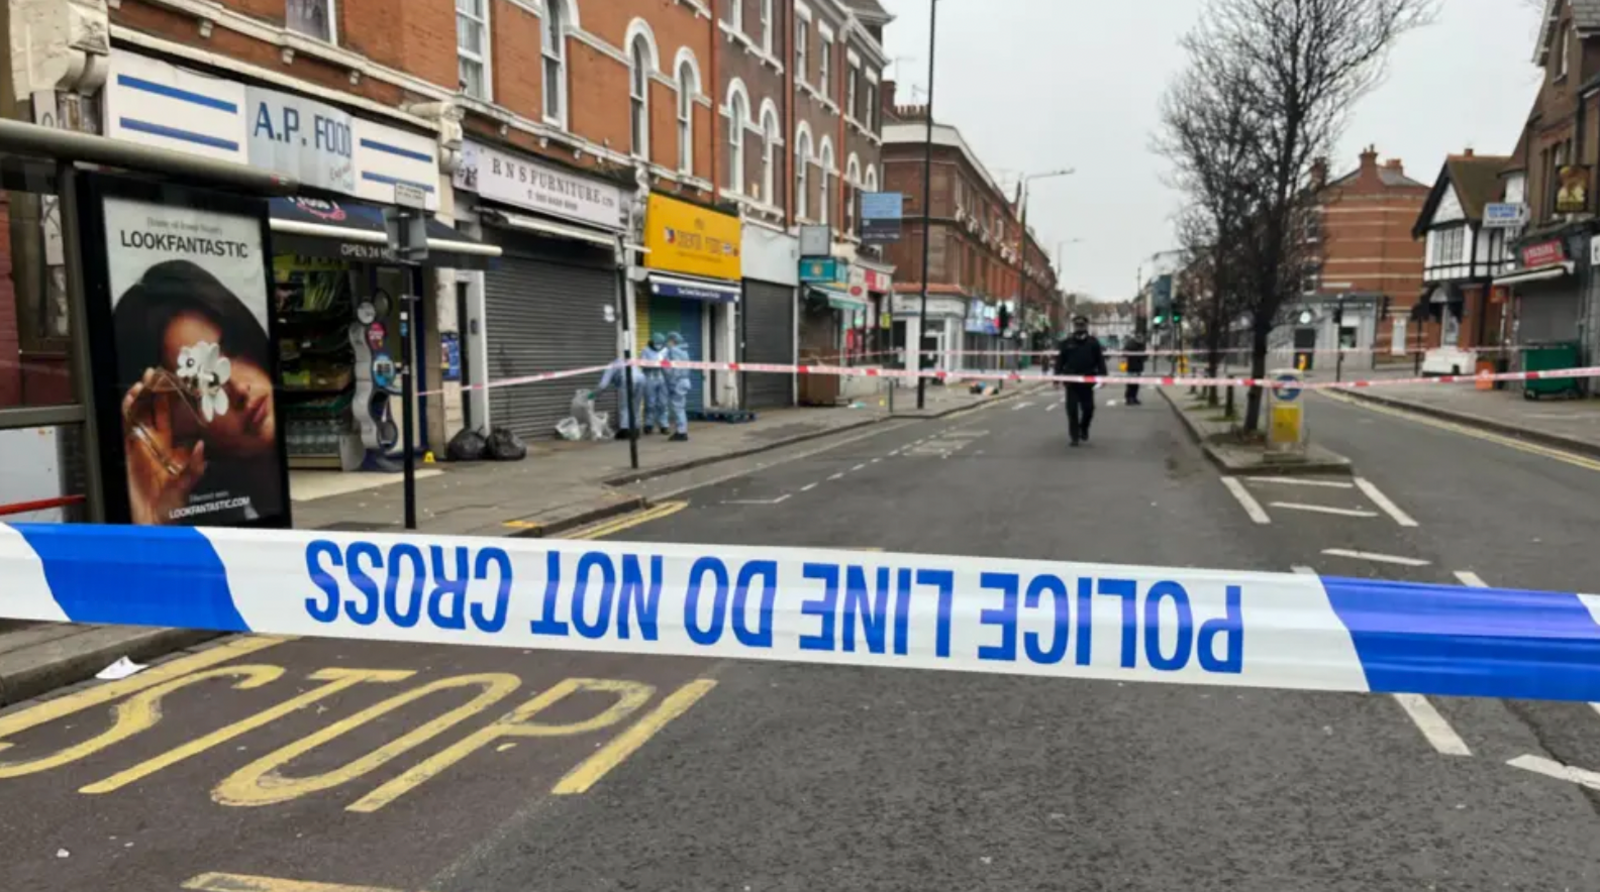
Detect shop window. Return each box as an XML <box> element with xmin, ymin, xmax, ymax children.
<box><xmin>457</xmin><ymin>0</ymin><xmax>490</xmax><ymax>100</ymax></box>
<box><xmin>542</xmin><ymin>0</ymin><xmax>568</xmax><ymax>125</ymax></box>
<box><xmin>287</xmin><ymin>0</ymin><xmax>336</xmax><ymax>44</ymax></box>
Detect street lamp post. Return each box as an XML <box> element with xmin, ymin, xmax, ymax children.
<box><xmin>1014</xmin><ymin>170</ymin><xmax>1074</xmax><ymax>374</ymax></box>
<box><xmin>914</xmin><ymin>0</ymin><xmax>940</xmax><ymax>410</ymax></box>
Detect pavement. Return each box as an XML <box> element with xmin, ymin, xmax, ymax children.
<box><xmin>7</xmin><ymin>383</ymin><xmax>1600</xmax><ymax>890</ymax></box>
<box><xmin>1334</xmin><ymin>377</ymin><xmax>1600</xmax><ymax>457</ymax></box>
<box><xmin>0</xmin><ymin>382</ymin><xmax>1034</xmax><ymax>723</ymax></box>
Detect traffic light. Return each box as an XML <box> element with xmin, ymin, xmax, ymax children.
<box><xmin>1172</xmin><ymin>297</ymin><xmax>1185</xmax><ymax>325</ymax></box>
<box><xmin>1153</xmin><ymin>314</ymin><xmax>1167</xmax><ymax>327</ymax></box>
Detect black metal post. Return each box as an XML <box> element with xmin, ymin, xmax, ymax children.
<box><xmin>402</xmin><ymin>269</ymin><xmax>419</xmax><ymax>531</ymax></box>
<box><xmin>616</xmin><ymin>260</ymin><xmax>639</xmax><ymax>470</ymax></box>
<box><xmin>1335</xmin><ymin>294</ymin><xmax>1347</xmax><ymax>383</ymax></box>
<box><xmin>915</xmin><ymin>0</ymin><xmax>938</xmax><ymax>410</ymax></box>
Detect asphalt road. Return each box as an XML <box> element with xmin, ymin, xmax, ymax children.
<box><xmin>4</xmin><ymin>382</ymin><xmax>1600</xmax><ymax>891</ymax></box>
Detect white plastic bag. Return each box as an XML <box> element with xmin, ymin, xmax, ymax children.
<box><xmin>590</xmin><ymin>411</ymin><xmax>613</xmax><ymax>441</ymax></box>
<box><xmin>555</xmin><ymin>417</ymin><xmax>583</xmax><ymax>441</ymax></box>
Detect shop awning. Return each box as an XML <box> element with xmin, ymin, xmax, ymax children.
<box><xmin>482</xmin><ymin>208</ymin><xmax>622</xmax><ymax>250</ymax></box>
<box><xmin>808</xmin><ymin>285</ymin><xmax>869</xmax><ymax>311</ymax></box>
<box><xmin>268</xmin><ymin>197</ymin><xmax>501</xmax><ymax>270</ymax></box>
<box><xmin>648</xmin><ymin>273</ymin><xmax>740</xmax><ymax>303</ymax></box>
<box><xmin>1494</xmin><ymin>262</ymin><xmax>1574</xmax><ymax>286</ymax></box>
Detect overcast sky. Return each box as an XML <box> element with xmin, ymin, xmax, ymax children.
<box><xmin>877</xmin><ymin>0</ymin><xmax>1544</xmax><ymax>300</ymax></box>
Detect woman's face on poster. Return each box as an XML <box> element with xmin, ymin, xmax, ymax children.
<box><xmin>161</xmin><ymin>311</ymin><xmax>276</xmax><ymax>457</ymax></box>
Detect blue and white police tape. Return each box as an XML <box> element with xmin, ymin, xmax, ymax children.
<box><xmin>5</xmin><ymin>523</ymin><xmax>1600</xmax><ymax>702</ymax></box>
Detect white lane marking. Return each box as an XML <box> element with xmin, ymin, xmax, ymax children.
<box><xmin>851</xmin><ymin>464</ymin><xmax>867</xmax><ymax>472</ymax></box>
<box><xmin>722</xmin><ymin>495</ymin><xmax>792</xmax><ymax>505</ymax></box>
<box><xmin>1289</xmin><ymin>568</ymin><xmax>1469</xmax><ymax>756</ymax></box>
<box><xmin>1454</xmin><ymin>570</ymin><xmax>1489</xmax><ymax>588</ymax></box>
<box><xmin>827</xmin><ymin>473</ymin><xmax>846</xmax><ymax>481</ymax></box>
<box><xmin>870</xmin><ymin>458</ymin><xmax>882</xmax><ymax>464</ymax></box>
<box><xmin>1393</xmin><ymin>694</ymin><xmax>1473</xmax><ymax>757</ymax></box>
<box><xmin>1353</xmin><ymin>477</ymin><xmax>1419</xmax><ymax>528</ymax></box>
<box><xmin>1508</xmin><ymin>754</ymin><xmax>1600</xmax><ymax>789</ymax></box>
<box><xmin>1012</xmin><ymin>402</ymin><xmax>1034</xmax><ymax>411</ymax></box>
<box><xmin>800</xmin><ymin>483</ymin><xmax>819</xmax><ymax>492</ymax></box>
<box><xmin>1047</xmin><ymin>402</ymin><xmax>1060</xmax><ymax>411</ymax></box>
<box><xmin>1246</xmin><ymin>476</ymin><xmax>1355</xmax><ymax>489</ymax></box>
<box><xmin>1319</xmin><ymin>548</ymin><xmax>1431</xmax><ymax>567</ymax></box>
<box><xmin>1221</xmin><ymin>477</ymin><xmax>1271</xmax><ymax>525</ymax></box>
<box><xmin>1269</xmin><ymin>502</ymin><xmax>1380</xmax><ymax>518</ymax></box>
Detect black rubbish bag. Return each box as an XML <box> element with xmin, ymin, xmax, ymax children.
<box><xmin>446</xmin><ymin>428</ymin><xmax>489</xmax><ymax>462</ymax></box>
<box><xmin>488</xmin><ymin>426</ymin><xmax>528</xmax><ymax>462</ymax></box>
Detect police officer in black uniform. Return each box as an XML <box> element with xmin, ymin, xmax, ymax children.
<box><xmin>1054</xmin><ymin>315</ymin><xmax>1108</xmax><ymax>447</ymax></box>
<box><xmin>1122</xmin><ymin>331</ymin><xmax>1148</xmax><ymax>406</ymax></box>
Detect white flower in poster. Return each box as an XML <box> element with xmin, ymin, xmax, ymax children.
<box><xmin>176</xmin><ymin>340</ymin><xmax>232</xmax><ymax>422</ymax></box>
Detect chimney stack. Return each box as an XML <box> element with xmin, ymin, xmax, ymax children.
<box><xmin>1463</xmin><ymin>147</ymin><xmax>1475</xmax><ymax>158</ymax></box>
<box><xmin>1385</xmin><ymin>159</ymin><xmax>1404</xmax><ymax>172</ymax></box>
<box><xmin>1359</xmin><ymin>145</ymin><xmax>1379</xmax><ymax>173</ymax></box>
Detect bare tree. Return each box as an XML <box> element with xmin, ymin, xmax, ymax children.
<box><xmin>1160</xmin><ymin>0</ymin><xmax>1434</xmax><ymax>431</ymax></box>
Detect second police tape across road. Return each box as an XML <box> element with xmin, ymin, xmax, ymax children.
<box><xmin>7</xmin><ymin>524</ymin><xmax>1600</xmax><ymax>702</ymax></box>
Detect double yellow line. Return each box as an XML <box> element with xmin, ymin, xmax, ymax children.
<box><xmin>562</xmin><ymin>501</ymin><xmax>690</xmax><ymax>540</ymax></box>
<box><xmin>1322</xmin><ymin>391</ymin><xmax>1600</xmax><ymax>473</ymax></box>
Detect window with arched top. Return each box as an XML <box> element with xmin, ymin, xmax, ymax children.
<box><xmin>796</xmin><ymin>130</ymin><xmax>813</xmax><ymax>220</ymax></box>
<box><xmin>630</xmin><ymin>35</ymin><xmax>651</xmax><ymax>160</ymax></box>
<box><xmin>677</xmin><ymin>59</ymin><xmax>697</xmax><ymax>174</ymax></box>
<box><xmin>541</xmin><ymin>0</ymin><xmax>567</xmax><ymax>124</ymax></box>
<box><xmin>818</xmin><ymin>139</ymin><xmax>835</xmax><ymax>227</ymax></box>
<box><xmin>845</xmin><ymin>155</ymin><xmax>861</xmax><ymax>236</ymax></box>
<box><xmin>729</xmin><ymin>90</ymin><xmax>748</xmax><ymax>195</ymax></box>
<box><xmin>761</xmin><ymin>107</ymin><xmax>780</xmax><ymax>205</ymax></box>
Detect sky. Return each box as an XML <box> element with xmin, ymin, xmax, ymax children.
<box><xmin>876</xmin><ymin>0</ymin><xmax>1545</xmax><ymax>301</ymax></box>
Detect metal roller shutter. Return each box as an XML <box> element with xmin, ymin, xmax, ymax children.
<box><xmin>1516</xmin><ymin>287</ymin><xmax>1582</xmax><ymax>344</ymax></box>
<box><xmin>743</xmin><ymin>280</ymin><xmax>794</xmax><ymax>409</ymax></box>
<box><xmin>485</xmin><ymin>255</ymin><xmax>617</xmax><ymax>439</ymax></box>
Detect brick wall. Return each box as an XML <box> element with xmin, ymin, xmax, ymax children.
<box><xmin>718</xmin><ymin>0</ymin><xmax>787</xmax><ymax>208</ymax></box>
<box><xmin>338</xmin><ymin>0</ymin><xmax>458</xmax><ymax>90</ymax></box>
<box><xmin>491</xmin><ymin>0</ymin><xmax>544</xmax><ymax>121</ymax></box>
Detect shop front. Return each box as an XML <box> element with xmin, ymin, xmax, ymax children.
<box><xmin>1498</xmin><ymin>236</ymin><xmax>1584</xmax><ymax>348</ymax></box>
<box><xmin>741</xmin><ymin>223</ymin><xmax>800</xmax><ymax>410</ymax></box>
<box><xmin>796</xmin><ymin>257</ymin><xmax>861</xmax><ymax>405</ymax></box>
<box><xmin>102</xmin><ymin>50</ymin><xmax>499</xmax><ymax>476</ymax></box>
<box><xmin>642</xmin><ymin>194</ymin><xmax>743</xmax><ymax>413</ymax></box>
<box><xmin>861</xmin><ymin>264</ymin><xmax>895</xmax><ymax>363</ymax></box>
<box><xmin>890</xmin><ymin>289</ymin><xmax>967</xmax><ymax>380</ymax></box>
<box><xmin>452</xmin><ymin>141</ymin><xmax>628</xmax><ymax>440</ymax></box>
<box><xmin>963</xmin><ymin>298</ymin><xmax>1001</xmax><ymax>373</ymax></box>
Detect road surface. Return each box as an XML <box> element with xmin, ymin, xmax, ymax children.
<box><xmin>4</xmin><ymin>383</ymin><xmax>1600</xmax><ymax>891</ymax></box>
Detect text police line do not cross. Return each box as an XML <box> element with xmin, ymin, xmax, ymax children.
<box><xmin>302</xmin><ymin>539</ymin><xmax>1246</xmax><ymax>677</ymax></box>
<box><xmin>18</xmin><ymin>525</ymin><xmax>1600</xmax><ymax>700</ymax></box>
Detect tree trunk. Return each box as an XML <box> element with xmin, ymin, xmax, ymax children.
<box><xmin>1243</xmin><ymin>321</ymin><xmax>1271</xmax><ymax>432</ymax></box>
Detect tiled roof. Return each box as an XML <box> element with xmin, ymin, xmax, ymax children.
<box><xmin>1446</xmin><ymin>155</ymin><xmax>1512</xmax><ymax>220</ymax></box>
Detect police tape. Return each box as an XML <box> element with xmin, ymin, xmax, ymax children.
<box><xmin>6</xmin><ymin>523</ymin><xmax>1600</xmax><ymax>702</ymax></box>
<box><xmin>419</xmin><ymin>363</ymin><xmax>616</xmax><ymax>398</ymax></box>
<box><xmin>639</xmin><ymin>357</ymin><xmax>1600</xmax><ymax>391</ymax></box>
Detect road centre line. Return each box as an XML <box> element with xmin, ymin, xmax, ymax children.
<box><xmin>1288</xmin><ymin>567</ymin><xmax>1470</xmax><ymax>758</ymax></box>
<box><xmin>1508</xmin><ymin>754</ymin><xmax>1600</xmax><ymax>789</ymax></box>
<box><xmin>1320</xmin><ymin>548</ymin><xmax>1431</xmax><ymax>567</ymax></box>
<box><xmin>1354</xmin><ymin>477</ymin><xmax>1419</xmax><ymax>528</ymax></box>
<box><xmin>1246</xmin><ymin>476</ymin><xmax>1354</xmax><ymax>489</ymax></box>
<box><xmin>1393</xmin><ymin>694</ymin><xmax>1474</xmax><ymax>757</ymax></box>
<box><xmin>801</xmin><ymin>482</ymin><xmax>819</xmax><ymax>492</ymax></box>
<box><xmin>1221</xmin><ymin>477</ymin><xmax>1271</xmax><ymax>524</ymax></box>
<box><xmin>1269</xmin><ymin>502</ymin><xmax>1380</xmax><ymax>518</ymax></box>
<box><xmin>852</xmin><ymin>463</ymin><xmax>867</xmax><ymax>472</ymax></box>
<box><xmin>828</xmin><ymin>472</ymin><xmax>846</xmax><ymax>481</ymax></box>
<box><xmin>722</xmin><ymin>495</ymin><xmax>791</xmax><ymax>505</ymax></box>
<box><xmin>1454</xmin><ymin>570</ymin><xmax>1489</xmax><ymax>588</ymax></box>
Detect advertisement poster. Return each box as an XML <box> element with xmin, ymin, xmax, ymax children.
<box><xmin>103</xmin><ymin>195</ymin><xmax>287</xmax><ymax>527</ymax></box>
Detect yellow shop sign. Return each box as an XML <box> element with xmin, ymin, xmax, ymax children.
<box><xmin>643</xmin><ymin>193</ymin><xmax>741</xmax><ymax>280</ymax></box>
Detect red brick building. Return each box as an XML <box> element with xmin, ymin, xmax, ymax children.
<box><xmin>1286</xmin><ymin>147</ymin><xmax>1427</xmax><ymax>363</ymax></box>
<box><xmin>879</xmin><ymin>106</ymin><xmax>1058</xmax><ymax>371</ymax></box>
